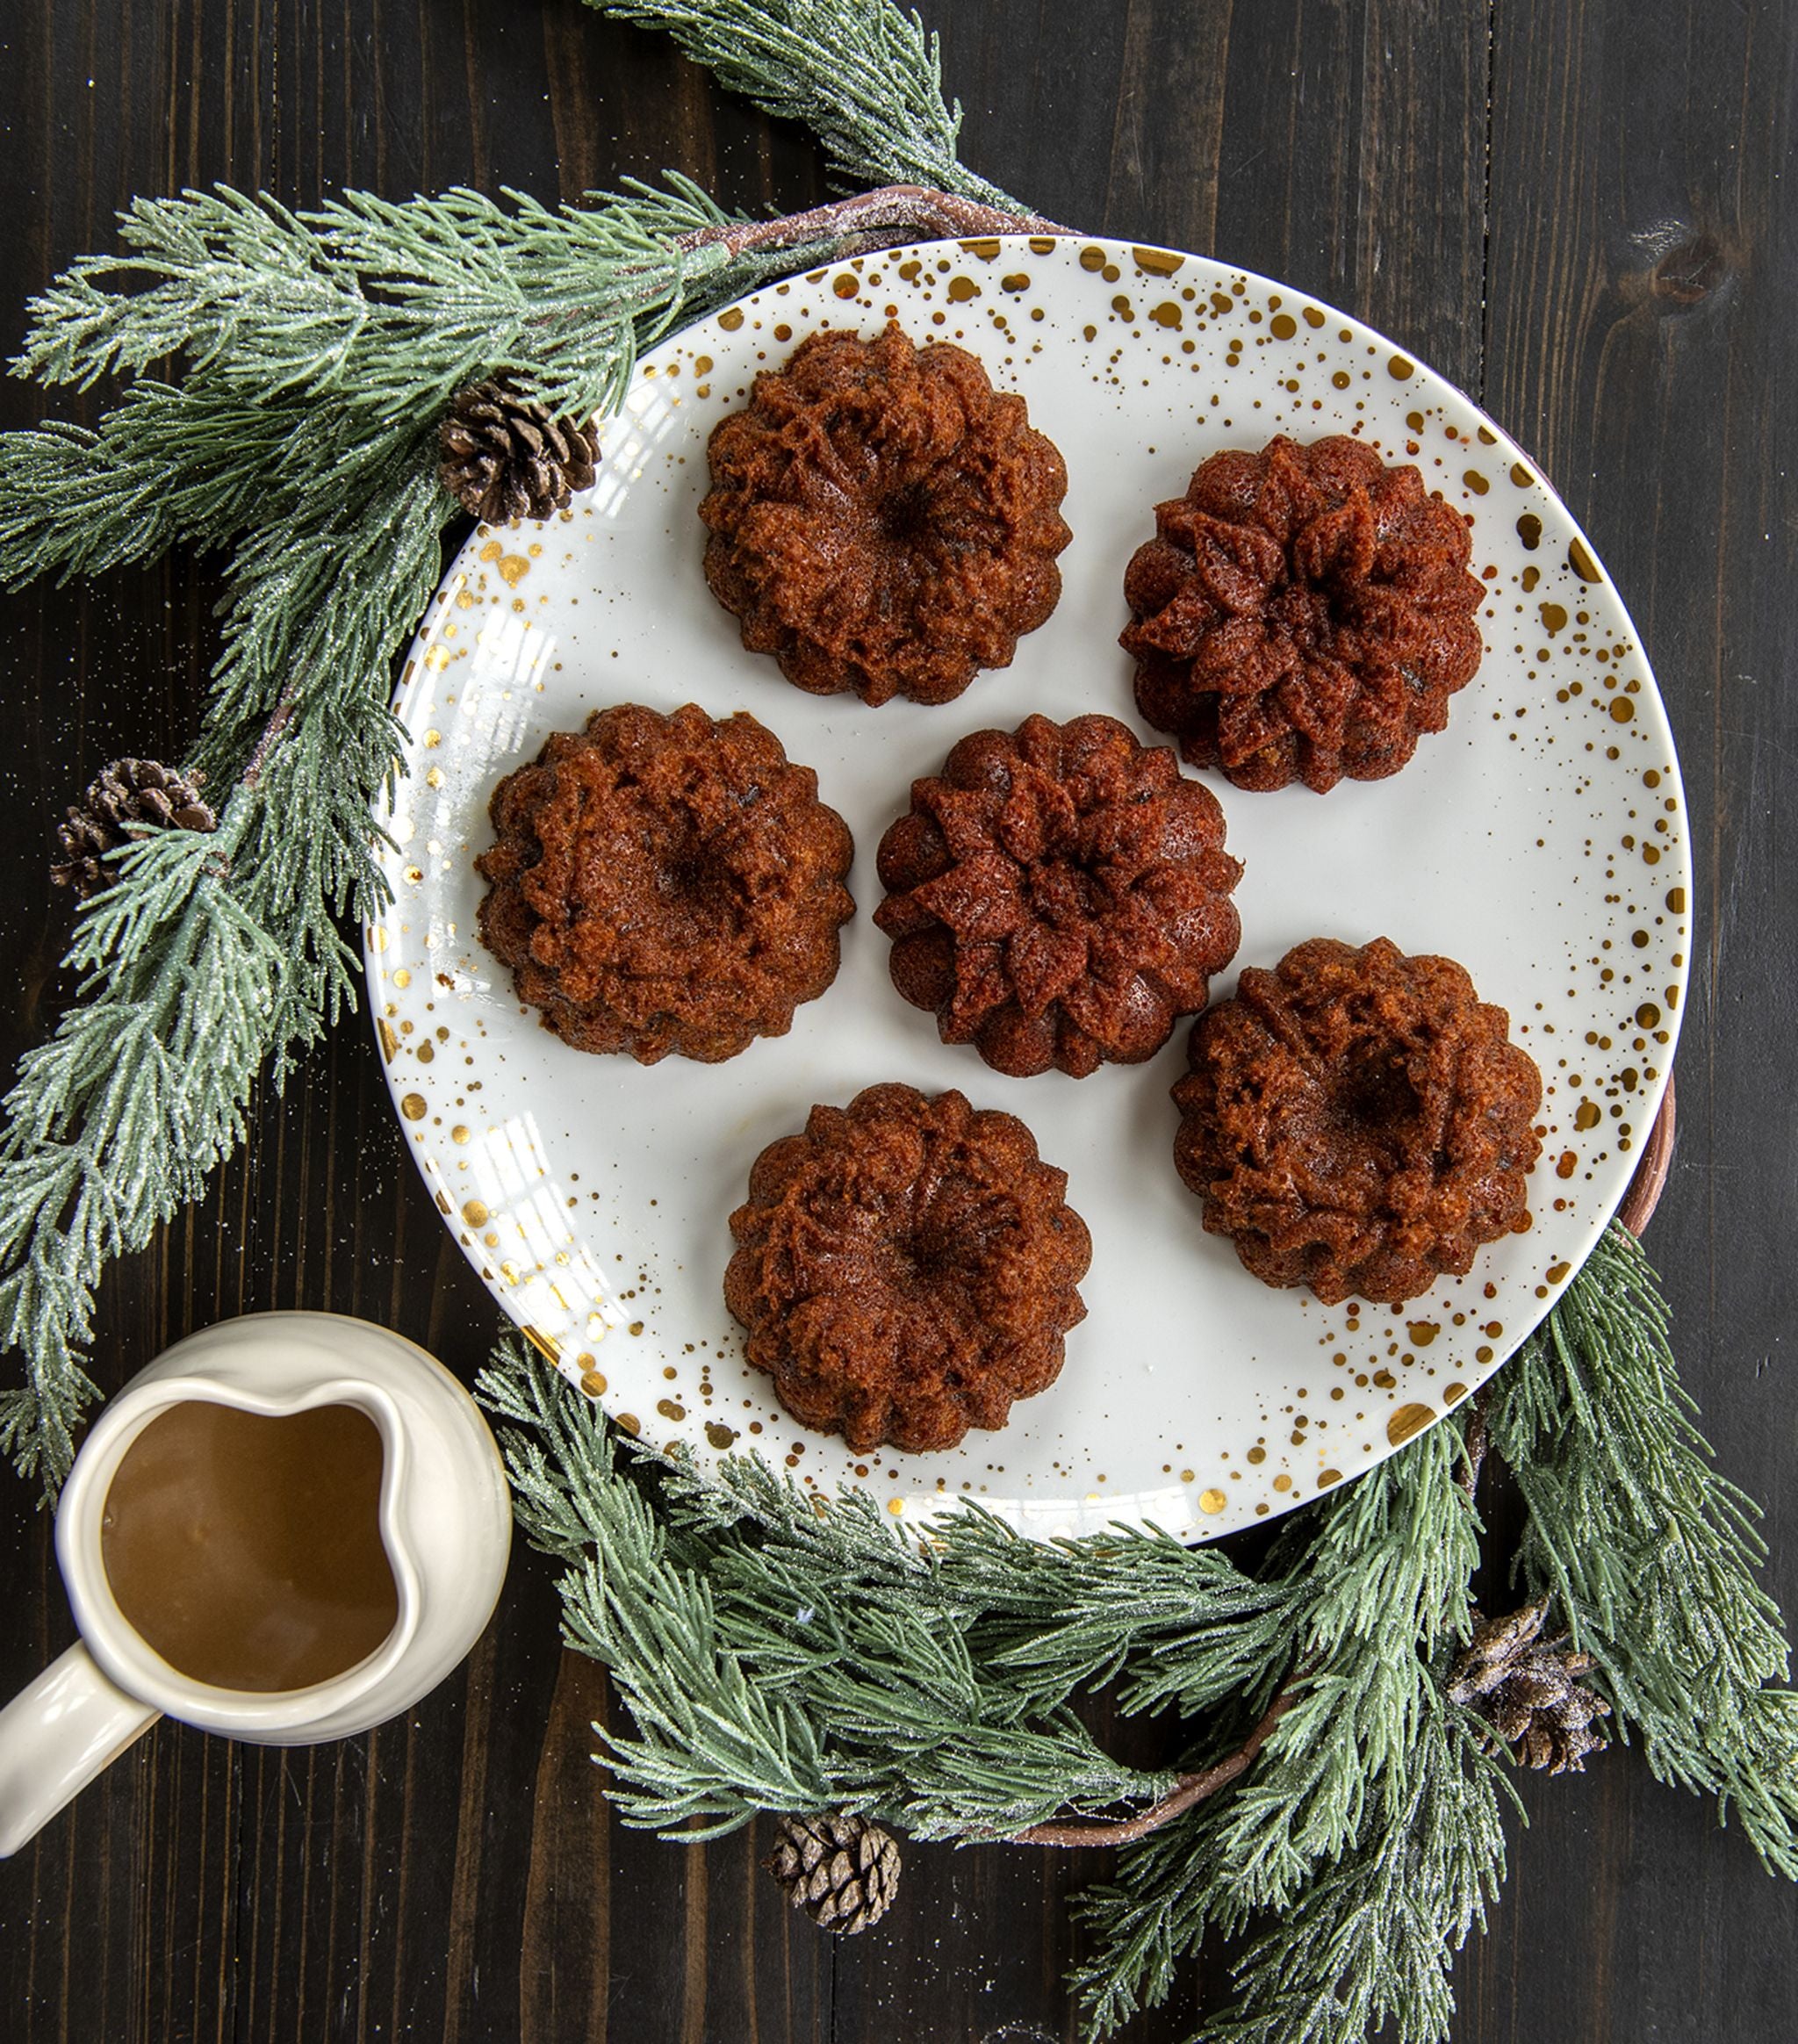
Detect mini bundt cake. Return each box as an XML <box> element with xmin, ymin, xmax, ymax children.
<box><xmin>699</xmin><ymin>323</ymin><xmax>1071</xmax><ymax>706</ymax></box>
<box><xmin>1121</xmin><ymin>435</ymin><xmax>1485</xmax><ymax>792</ymax></box>
<box><xmin>1172</xmin><ymin>937</ymin><xmax>1542</xmax><ymax>1306</ymax></box>
<box><xmin>724</xmin><ymin>1084</ymin><xmax>1091</xmax><ymax>1453</ymax></box>
<box><xmin>475</xmin><ymin>702</ymin><xmax>853</xmax><ymax>1063</ymax></box>
<box><xmin>874</xmin><ymin>713</ymin><xmax>1242</xmax><ymax>1078</ymax></box>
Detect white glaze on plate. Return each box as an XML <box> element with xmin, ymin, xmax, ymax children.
<box><xmin>366</xmin><ymin>234</ymin><xmax>1689</xmax><ymax>1541</ymax></box>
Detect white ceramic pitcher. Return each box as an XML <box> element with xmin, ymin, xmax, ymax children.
<box><xmin>0</xmin><ymin>1311</ymin><xmax>513</xmax><ymax>1856</ymax></box>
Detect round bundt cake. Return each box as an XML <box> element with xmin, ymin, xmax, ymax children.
<box><xmin>1121</xmin><ymin>435</ymin><xmax>1485</xmax><ymax>792</ymax></box>
<box><xmin>1172</xmin><ymin>936</ymin><xmax>1543</xmax><ymax>1306</ymax></box>
<box><xmin>874</xmin><ymin>713</ymin><xmax>1242</xmax><ymax>1078</ymax></box>
<box><xmin>700</xmin><ymin>323</ymin><xmax>1071</xmax><ymax>707</ymax></box>
<box><xmin>474</xmin><ymin>702</ymin><xmax>853</xmax><ymax>1064</ymax></box>
<box><xmin>724</xmin><ymin>1084</ymin><xmax>1091</xmax><ymax>1454</ymax></box>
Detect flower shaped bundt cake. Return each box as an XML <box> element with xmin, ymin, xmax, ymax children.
<box><xmin>725</xmin><ymin>1085</ymin><xmax>1091</xmax><ymax>1453</ymax></box>
<box><xmin>874</xmin><ymin>714</ymin><xmax>1242</xmax><ymax>1077</ymax></box>
<box><xmin>475</xmin><ymin>702</ymin><xmax>853</xmax><ymax>1064</ymax></box>
<box><xmin>1121</xmin><ymin>435</ymin><xmax>1485</xmax><ymax>792</ymax></box>
<box><xmin>700</xmin><ymin>324</ymin><xmax>1071</xmax><ymax>706</ymax></box>
<box><xmin>1172</xmin><ymin>937</ymin><xmax>1543</xmax><ymax>1307</ymax></box>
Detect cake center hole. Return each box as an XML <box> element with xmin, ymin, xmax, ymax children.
<box><xmin>876</xmin><ymin>479</ymin><xmax>936</xmax><ymax>547</ymax></box>
<box><xmin>887</xmin><ymin>1217</ymin><xmax>973</xmax><ymax>1292</ymax></box>
<box><xmin>1336</xmin><ymin>1047</ymin><xmax>1420</xmax><ymax>1131</ymax></box>
<box><xmin>1025</xmin><ymin>853</ymin><xmax>1102</xmax><ymax>921</ymax></box>
<box><xmin>662</xmin><ymin>851</ymin><xmax>714</xmax><ymax>896</ymax></box>
<box><xmin>647</xmin><ymin>845</ymin><xmax>744</xmax><ymax>950</ymax></box>
<box><xmin>651</xmin><ymin>813</ymin><xmax>733</xmax><ymax>918</ymax></box>
<box><xmin>891</xmin><ymin>1237</ymin><xmax>946</xmax><ymax>1285</ymax></box>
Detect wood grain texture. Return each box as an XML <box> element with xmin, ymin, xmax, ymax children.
<box><xmin>0</xmin><ymin>1</ymin><xmax>1793</xmax><ymax>2038</ymax></box>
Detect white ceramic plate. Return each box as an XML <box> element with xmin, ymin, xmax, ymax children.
<box><xmin>367</xmin><ymin>234</ymin><xmax>1689</xmax><ymax>1541</ymax></box>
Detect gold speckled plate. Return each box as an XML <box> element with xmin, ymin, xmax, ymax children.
<box><xmin>367</xmin><ymin>234</ymin><xmax>1688</xmax><ymax>1542</ymax></box>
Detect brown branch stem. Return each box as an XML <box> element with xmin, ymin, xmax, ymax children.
<box><xmin>1006</xmin><ymin>1681</ymin><xmax>1300</xmax><ymax>1849</ymax></box>
<box><xmin>1458</xmin><ymin>1389</ymin><xmax>1492</xmax><ymax>1502</ymax></box>
<box><xmin>674</xmin><ymin>184</ymin><xmax>1068</xmax><ymax>263</ymax></box>
<box><xmin>188</xmin><ymin>677</ymin><xmax>305</xmax><ymax>881</ymax></box>
<box><xmin>1616</xmin><ymin>1073</ymin><xmax>1676</xmax><ymax>1239</ymax></box>
<box><xmin>238</xmin><ymin>676</ymin><xmax>303</xmax><ymax>793</ymax></box>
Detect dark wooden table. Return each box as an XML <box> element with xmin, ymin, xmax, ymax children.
<box><xmin>2</xmin><ymin>3</ymin><xmax>1794</xmax><ymax>2038</ymax></box>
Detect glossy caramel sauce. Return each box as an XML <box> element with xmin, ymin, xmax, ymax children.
<box><xmin>101</xmin><ymin>1401</ymin><xmax>398</xmax><ymax>1693</ymax></box>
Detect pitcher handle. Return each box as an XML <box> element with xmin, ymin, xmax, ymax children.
<box><xmin>0</xmin><ymin>1643</ymin><xmax>160</xmax><ymax>1856</ymax></box>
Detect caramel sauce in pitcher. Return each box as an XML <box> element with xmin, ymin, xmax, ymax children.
<box><xmin>100</xmin><ymin>1401</ymin><xmax>399</xmax><ymax>1693</ymax></box>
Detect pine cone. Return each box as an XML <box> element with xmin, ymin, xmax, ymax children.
<box><xmin>764</xmin><ymin>1811</ymin><xmax>901</xmax><ymax>1934</ymax></box>
<box><xmin>1449</xmin><ymin>1596</ymin><xmax>1613</xmax><ymax>1774</ymax></box>
<box><xmin>51</xmin><ymin>758</ymin><xmax>216</xmax><ymax>901</ymax></box>
<box><xmin>438</xmin><ymin>378</ymin><xmax>599</xmax><ymax>524</ymax></box>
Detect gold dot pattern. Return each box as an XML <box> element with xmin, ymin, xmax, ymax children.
<box><xmin>366</xmin><ymin>234</ymin><xmax>1689</xmax><ymax>1545</ymax></box>
<box><xmin>1386</xmin><ymin>1403</ymin><xmax>1437</xmax><ymax>1448</ymax></box>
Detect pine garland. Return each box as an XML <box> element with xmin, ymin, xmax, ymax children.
<box><xmin>482</xmin><ymin>1227</ymin><xmax>1798</xmax><ymax>2042</ymax></box>
<box><xmin>0</xmin><ymin>448</ymin><xmax>445</xmax><ymax>1481</ymax></box>
<box><xmin>0</xmin><ymin>4</ymin><xmax>1004</xmax><ymax>1486</ymax></box>
<box><xmin>0</xmin><ymin>8</ymin><xmax>1792</xmax><ymax>2042</ymax></box>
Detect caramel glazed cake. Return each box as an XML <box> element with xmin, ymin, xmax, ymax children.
<box><xmin>1122</xmin><ymin>434</ymin><xmax>1485</xmax><ymax>793</ymax></box>
<box><xmin>724</xmin><ymin>1084</ymin><xmax>1092</xmax><ymax>1455</ymax></box>
<box><xmin>475</xmin><ymin>702</ymin><xmax>854</xmax><ymax>1063</ymax></box>
<box><xmin>1173</xmin><ymin>937</ymin><xmax>1544</xmax><ymax>1308</ymax></box>
<box><xmin>699</xmin><ymin>322</ymin><xmax>1072</xmax><ymax>707</ymax></box>
<box><xmin>876</xmin><ymin>714</ymin><xmax>1241</xmax><ymax>1078</ymax></box>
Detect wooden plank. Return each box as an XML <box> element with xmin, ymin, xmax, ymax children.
<box><xmin>1477</xmin><ymin>0</ymin><xmax>1798</xmax><ymax>2033</ymax></box>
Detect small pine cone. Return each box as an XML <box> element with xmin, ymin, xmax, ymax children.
<box><xmin>1447</xmin><ymin>1597</ymin><xmax>1553</xmax><ymax>1700</ymax></box>
<box><xmin>764</xmin><ymin>1811</ymin><xmax>901</xmax><ymax>1935</ymax></box>
<box><xmin>1449</xmin><ymin>1596</ymin><xmax>1612</xmax><ymax>1775</ymax></box>
<box><xmin>1516</xmin><ymin>1684</ymin><xmax>1611</xmax><ymax>1774</ymax></box>
<box><xmin>51</xmin><ymin>758</ymin><xmax>216</xmax><ymax>901</ymax></box>
<box><xmin>438</xmin><ymin>378</ymin><xmax>599</xmax><ymax>524</ymax></box>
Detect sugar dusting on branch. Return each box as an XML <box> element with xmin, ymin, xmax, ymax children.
<box><xmin>578</xmin><ymin>0</ymin><xmax>1023</xmax><ymax>205</ymax></box>
<box><xmin>1494</xmin><ymin>1226</ymin><xmax>1798</xmax><ymax>1874</ymax></box>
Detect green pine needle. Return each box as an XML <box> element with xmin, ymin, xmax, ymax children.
<box><xmin>481</xmin><ymin>1336</ymin><xmax>1184</xmax><ymax>1840</ymax></box>
<box><xmin>578</xmin><ymin>1</ymin><xmax>1021</xmax><ymax>205</ymax></box>
<box><xmin>1068</xmin><ymin>1421</ymin><xmax>1501</xmax><ymax>2042</ymax></box>
<box><xmin>1491</xmin><ymin>1222</ymin><xmax>1798</xmax><ymax>1875</ymax></box>
<box><xmin>0</xmin><ymin>455</ymin><xmax>446</xmax><ymax>1486</ymax></box>
<box><xmin>11</xmin><ymin>180</ymin><xmax>738</xmax><ymax>427</ymax></box>
<box><xmin>1196</xmin><ymin>1702</ymin><xmax>1507</xmax><ymax>2044</ymax></box>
